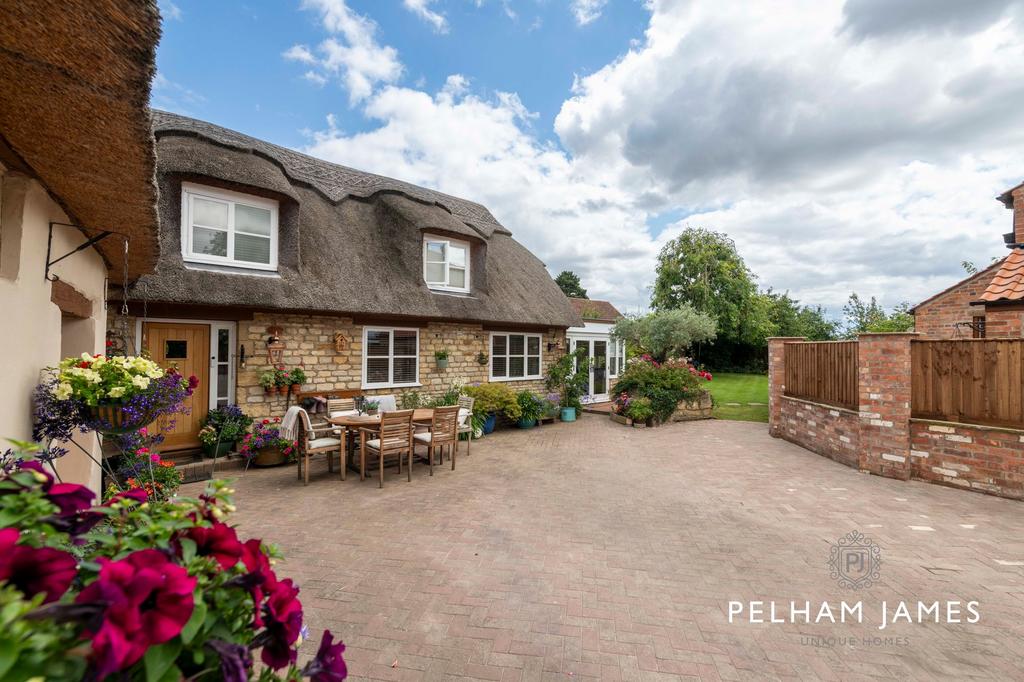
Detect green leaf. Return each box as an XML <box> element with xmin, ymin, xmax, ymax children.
<box><xmin>179</xmin><ymin>596</ymin><xmax>206</xmax><ymax>644</ymax></box>
<box><xmin>178</xmin><ymin>537</ymin><xmax>197</xmax><ymax>563</ymax></box>
<box><xmin>144</xmin><ymin>639</ymin><xmax>181</xmax><ymax>682</ymax></box>
<box><xmin>0</xmin><ymin>637</ymin><xmax>18</xmax><ymax>679</ymax></box>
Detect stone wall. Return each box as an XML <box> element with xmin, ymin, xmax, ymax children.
<box><xmin>768</xmin><ymin>333</ymin><xmax>1024</xmax><ymax>501</ymax></box>
<box><xmin>117</xmin><ymin>311</ymin><xmax>565</xmax><ymax>422</ymax></box>
<box><xmin>779</xmin><ymin>396</ymin><xmax>860</xmax><ymax>469</ymax></box>
<box><xmin>910</xmin><ymin>421</ymin><xmax>1024</xmax><ymax>500</ymax></box>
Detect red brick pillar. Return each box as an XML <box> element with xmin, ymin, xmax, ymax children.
<box><xmin>857</xmin><ymin>332</ymin><xmax>917</xmax><ymax>479</ymax></box>
<box><xmin>767</xmin><ymin>337</ymin><xmax>804</xmax><ymax>437</ymax></box>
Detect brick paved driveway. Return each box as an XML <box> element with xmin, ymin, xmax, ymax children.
<box><xmin>193</xmin><ymin>416</ymin><xmax>1024</xmax><ymax>680</ymax></box>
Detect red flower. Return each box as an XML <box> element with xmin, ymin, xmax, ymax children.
<box><xmin>303</xmin><ymin>630</ymin><xmax>348</xmax><ymax>681</ymax></box>
<box><xmin>185</xmin><ymin>522</ymin><xmax>244</xmax><ymax>570</ymax></box>
<box><xmin>9</xmin><ymin>461</ymin><xmax>94</xmax><ymax>517</ymax></box>
<box><xmin>188</xmin><ymin>374</ymin><xmax>200</xmax><ymax>391</ymax></box>
<box><xmin>240</xmin><ymin>539</ymin><xmax>277</xmax><ymax>627</ymax></box>
<box><xmin>258</xmin><ymin>578</ymin><xmax>304</xmax><ymax>669</ymax></box>
<box><xmin>262</xmin><ymin>419</ymin><xmax>270</xmax><ymax>425</ymax></box>
<box><xmin>0</xmin><ymin>528</ymin><xmax>77</xmax><ymax>604</ymax></box>
<box><xmin>108</xmin><ymin>488</ymin><xmax>149</xmax><ymax>505</ymax></box>
<box><xmin>76</xmin><ymin>549</ymin><xmax>196</xmax><ymax>677</ymax></box>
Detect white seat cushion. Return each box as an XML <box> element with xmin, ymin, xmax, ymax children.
<box><xmin>364</xmin><ymin>438</ymin><xmax>381</xmax><ymax>450</ymax></box>
<box><xmin>330</xmin><ymin>410</ymin><xmax>359</xmax><ymax>418</ymax></box>
<box><xmin>457</xmin><ymin>408</ymin><xmax>471</xmax><ymax>427</ymax></box>
<box><xmin>309</xmin><ymin>437</ymin><xmax>341</xmax><ymax>449</ymax></box>
<box><xmin>413</xmin><ymin>432</ymin><xmax>433</xmax><ymax>444</ymax></box>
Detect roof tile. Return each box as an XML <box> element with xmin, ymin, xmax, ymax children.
<box><xmin>980</xmin><ymin>249</ymin><xmax>1024</xmax><ymax>302</ymax></box>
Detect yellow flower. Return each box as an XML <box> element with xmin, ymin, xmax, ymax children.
<box><xmin>107</xmin><ymin>386</ymin><xmax>126</xmax><ymax>398</ymax></box>
<box><xmin>131</xmin><ymin>375</ymin><xmax>150</xmax><ymax>390</ymax></box>
<box><xmin>54</xmin><ymin>382</ymin><xmax>72</xmax><ymax>400</ymax></box>
<box><xmin>80</xmin><ymin>352</ymin><xmax>93</xmax><ymax>363</ymax></box>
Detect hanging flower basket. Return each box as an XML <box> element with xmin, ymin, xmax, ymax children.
<box><xmin>82</xmin><ymin>404</ymin><xmax>160</xmax><ymax>436</ymax></box>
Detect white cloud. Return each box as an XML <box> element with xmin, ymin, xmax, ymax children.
<box><xmin>160</xmin><ymin>0</ymin><xmax>182</xmax><ymax>21</ymax></box>
<box><xmin>403</xmin><ymin>0</ymin><xmax>449</xmax><ymax>33</ymax></box>
<box><xmin>571</xmin><ymin>0</ymin><xmax>608</xmax><ymax>25</ymax></box>
<box><xmin>291</xmin><ymin>0</ymin><xmax>403</xmax><ymax>104</ymax></box>
<box><xmin>290</xmin><ymin>0</ymin><xmax>1024</xmax><ymax>313</ymax></box>
<box><xmin>151</xmin><ymin>72</ymin><xmax>205</xmax><ymax>114</ymax></box>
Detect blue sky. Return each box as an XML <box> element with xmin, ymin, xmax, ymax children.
<box><xmin>156</xmin><ymin>1</ymin><xmax>648</xmax><ymax>149</ymax></box>
<box><xmin>154</xmin><ymin>1</ymin><xmax>1022</xmax><ymax>314</ymax></box>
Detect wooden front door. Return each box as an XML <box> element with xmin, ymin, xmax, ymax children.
<box><xmin>143</xmin><ymin>322</ymin><xmax>210</xmax><ymax>451</ymax></box>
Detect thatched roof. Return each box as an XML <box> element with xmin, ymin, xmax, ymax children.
<box><xmin>0</xmin><ymin>1</ymin><xmax>161</xmax><ymax>278</ymax></box>
<box><xmin>129</xmin><ymin>112</ymin><xmax>582</xmax><ymax>328</ymax></box>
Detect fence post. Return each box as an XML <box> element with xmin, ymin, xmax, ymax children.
<box><xmin>857</xmin><ymin>332</ymin><xmax>918</xmax><ymax>479</ymax></box>
<box><xmin>767</xmin><ymin>337</ymin><xmax>804</xmax><ymax>437</ymax></box>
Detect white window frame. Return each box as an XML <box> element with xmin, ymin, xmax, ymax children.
<box><xmin>362</xmin><ymin>327</ymin><xmax>421</xmax><ymax>389</ymax></box>
<box><xmin>489</xmin><ymin>332</ymin><xmax>543</xmax><ymax>382</ymax></box>
<box><xmin>180</xmin><ymin>182</ymin><xmax>279</xmax><ymax>271</ymax></box>
<box><xmin>422</xmin><ymin>234</ymin><xmax>471</xmax><ymax>293</ymax></box>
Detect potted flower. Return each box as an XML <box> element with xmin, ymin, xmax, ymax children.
<box><xmin>625</xmin><ymin>396</ymin><xmax>654</xmax><ymax>427</ymax></box>
<box><xmin>198</xmin><ymin>404</ymin><xmax>253</xmax><ymax>458</ymax></box>
<box><xmin>259</xmin><ymin>370</ymin><xmax>276</xmax><ymax>394</ymax></box>
<box><xmin>435</xmin><ymin>349</ymin><xmax>449</xmax><ymax>370</ymax></box>
<box><xmin>462</xmin><ymin>383</ymin><xmax>520</xmax><ymax>433</ymax></box>
<box><xmin>274</xmin><ymin>367</ymin><xmax>290</xmax><ymax>395</ymax></box>
<box><xmin>40</xmin><ymin>353</ymin><xmax>197</xmax><ymax>435</ymax></box>
<box><xmin>363</xmin><ymin>399</ymin><xmax>380</xmax><ymax>416</ymax></box>
<box><xmin>239</xmin><ymin>417</ymin><xmax>296</xmax><ymax>466</ymax></box>
<box><xmin>515</xmin><ymin>391</ymin><xmax>543</xmax><ymax>428</ymax></box>
<box><xmin>544</xmin><ymin>349</ymin><xmax>590</xmax><ymax>423</ymax></box>
<box><xmin>288</xmin><ymin>367</ymin><xmax>307</xmax><ymax>395</ymax></box>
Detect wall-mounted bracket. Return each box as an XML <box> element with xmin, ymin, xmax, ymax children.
<box><xmin>45</xmin><ymin>222</ymin><xmax>114</xmax><ymax>281</ymax></box>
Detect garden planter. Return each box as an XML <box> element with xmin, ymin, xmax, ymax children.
<box><xmin>252</xmin><ymin>446</ymin><xmax>287</xmax><ymax>467</ymax></box>
<box><xmin>263</xmin><ymin>387</ymin><xmax>273</xmax><ymax>395</ymax></box>
<box><xmin>83</xmin><ymin>404</ymin><xmax>157</xmax><ymax>435</ymax></box>
<box><xmin>202</xmin><ymin>440</ymin><xmax>235</xmax><ymax>459</ymax></box>
<box><xmin>671</xmin><ymin>390</ymin><xmax>714</xmax><ymax>421</ymax></box>
<box><xmin>436</xmin><ymin>357</ymin><xmax>449</xmax><ymax>369</ymax></box>
<box><xmin>290</xmin><ymin>384</ymin><xmax>301</xmax><ymax>395</ymax></box>
<box><xmin>277</xmin><ymin>385</ymin><xmax>288</xmax><ymax>395</ymax></box>
<box><xmin>482</xmin><ymin>413</ymin><xmax>498</xmax><ymax>434</ymax></box>
<box><xmin>517</xmin><ymin>418</ymin><xmax>537</xmax><ymax>429</ymax></box>
<box><xmin>560</xmin><ymin>407</ymin><xmax>576</xmax><ymax>422</ymax></box>
<box><xmin>609</xmin><ymin>413</ymin><xmax>633</xmax><ymax>426</ymax></box>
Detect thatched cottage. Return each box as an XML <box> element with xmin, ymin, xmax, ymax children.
<box><xmin>109</xmin><ymin>111</ymin><xmax>581</xmax><ymax>451</ymax></box>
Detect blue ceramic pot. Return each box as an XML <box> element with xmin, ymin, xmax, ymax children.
<box><xmin>517</xmin><ymin>418</ymin><xmax>537</xmax><ymax>429</ymax></box>
<box><xmin>560</xmin><ymin>407</ymin><xmax>576</xmax><ymax>422</ymax></box>
<box><xmin>483</xmin><ymin>412</ymin><xmax>498</xmax><ymax>434</ymax></box>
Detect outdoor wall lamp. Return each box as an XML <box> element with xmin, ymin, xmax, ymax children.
<box><xmin>239</xmin><ymin>345</ymin><xmax>247</xmax><ymax>369</ymax></box>
<box><xmin>547</xmin><ymin>340</ymin><xmax>562</xmax><ymax>352</ymax></box>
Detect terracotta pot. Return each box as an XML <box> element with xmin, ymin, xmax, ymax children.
<box><xmin>252</xmin><ymin>446</ymin><xmax>287</xmax><ymax>467</ymax></box>
<box><xmin>277</xmin><ymin>385</ymin><xmax>288</xmax><ymax>395</ymax></box>
<box><xmin>290</xmin><ymin>384</ymin><xmax>301</xmax><ymax>395</ymax></box>
<box><xmin>263</xmin><ymin>386</ymin><xmax>273</xmax><ymax>394</ymax></box>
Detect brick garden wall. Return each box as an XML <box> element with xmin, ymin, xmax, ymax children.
<box><xmin>910</xmin><ymin>420</ymin><xmax>1024</xmax><ymax>500</ymax></box>
<box><xmin>911</xmin><ymin>266</ymin><xmax>998</xmax><ymax>339</ymax></box>
<box><xmin>768</xmin><ymin>333</ymin><xmax>1024</xmax><ymax>501</ymax></box>
<box><xmin>779</xmin><ymin>396</ymin><xmax>859</xmax><ymax>468</ymax></box>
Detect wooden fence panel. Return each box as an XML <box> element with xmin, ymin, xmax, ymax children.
<box><xmin>784</xmin><ymin>341</ymin><xmax>859</xmax><ymax>411</ymax></box>
<box><xmin>911</xmin><ymin>340</ymin><xmax>1024</xmax><ymax>428</ymax></box>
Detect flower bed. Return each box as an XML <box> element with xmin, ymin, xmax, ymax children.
<box><xmin>611</xmin><ymin>356</ymin><xmax>712</xmax><ymax>426</ymax></box>
<box><xmin>0</xmin><ymin>451</ymin><xmax>347</xmax><ymax>681</ymax></box>
<box><xmin>240</xmin><ymin>418</ymin><xmax>297</xmax><ymax>466</ymax></box>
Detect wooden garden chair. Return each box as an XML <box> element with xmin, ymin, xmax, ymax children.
<box><xmin>295</xmin><ymin>408</ymin><xmax>344</xmax><ymax>486</ymax></box>
<box><xmin>456</xmin><ymin>395</ymin><xmax>475</xmax><ymax>457</ymax></box>
<box><xmin>359</xmin><ymin>409</ymin><xmax>415</xmax><ymax>488</ymax></box>
<box><xmin>414</xmin><ymin>405</ymin><xmax>460</xmax><ymax>474</ymax></box>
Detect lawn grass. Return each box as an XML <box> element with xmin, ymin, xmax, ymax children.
<box><xmin>706</xmin><ymin>372</ymin><xmax>769</xmax><ymax>423</ymax></box>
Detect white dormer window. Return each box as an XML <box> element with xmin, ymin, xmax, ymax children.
<box><xmin>423</xmin><ymin>235</ymin><xmax>470</xmax><ymax>293</ymax></box>
<box><xmin>181</xmin><ymin>182</ymin><xmax>278</xmax><ymax>271</ymax></box>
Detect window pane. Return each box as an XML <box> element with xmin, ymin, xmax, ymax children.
<box><xmin>424</xmin><ymin>262</ymin><xmax>445</xmax><ymax>283</ymax></box>
<box><xmin>492</xmin><ymin>356</ymin><xmax>506</xmax><ymax>378</ymax></box>
<box><xmin>165</xmin><ymin>340</ymin><xmax>187</xmax><ymax>359</ymax></box>
<box><xmin>425</xmin><ymin>241</ymin><xmax>446</xmax><ymax>262</ymax></box>
<box><xmin>509</xmin><ymin>334</ymin><xmax>525</xmax><ymax>355</ymax></box>
<box><xmin>217</xmin><ymin>330</ymin><xmax>229</xmax><ymax>361</ymax></box>
<box><xmin>366</xmin><ymin>358</ymin><xmax>389</xmax><ymax>384</ymax></box>
<box><xmin>449</xmin><ymin>245</ymin><xmax>466</xmax><ymax>267</ymax></box>
<box><xmin>235</xmin><ymin>204</ymin><xmax>272</xmax><ymax>236</ymax></box>
<box><xmin>193</xmin><ymin>227</ymin><xmax>227</xmax><ymax>257</ymax></box>
<box><xmin>235</xmin><ymin>234</ymin><xmax>271</xmax><ymax>264</ymax></box>
<box><xmin>492</xmin><ymin>335</ymin><xmax>507</xmax><ymax>355</ymax></box>
<box><xmin>449</xmin><ymin>267</ymin><xmax>466</xmax><ymax>289</ymax></box>
<box><xmin>367</xmin><ymin>330</ymin><xmax>390</xmax><ymax>356</ymax></box>
<box><xmin>527</xmin><ymin>336</ymin><xmax>540</xmax><ymax>355</ymax></box>
<box><xmin>393</xmin><ymin>357</ymin><xmax>417</xmax><ymax>384</ymax></box>
<box><xmin>509</xmin><ymin>356</ymin><xmax>525</xmax><ymax>378</ymax></box>
<box><xmin>393</xmin><ymin>330</ymin><xmax>417</xmax><ymax>356</ymax></box>
<box><xmin>527</xmin><ymin>357</ymin><xmax>540</xmax><ymax>376</ymax></box>
<box><xmin>217</xmin><ymin>364</ymin><xmax>228</xmax><ymax>398</ymax></box>
<box><xmin>193</xmin><ymin>197</ymin><xmax>227</xmax><ymax>229</ymax></box>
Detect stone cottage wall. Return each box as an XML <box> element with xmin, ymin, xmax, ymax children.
<box><xmin>768</xmin><ymin>333</ymin><xmax>1024</xmax><ymax>501</ymax></box>
<box><xmin>114</xmin><ymin>311</ymin><xmax>565</xmax><ymax>422</ymax></box>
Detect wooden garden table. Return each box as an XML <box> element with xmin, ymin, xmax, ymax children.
<box><xmin>329</xmin><ymin>409</ymin><xmax>434</xmax><ymax>469</ymax></box>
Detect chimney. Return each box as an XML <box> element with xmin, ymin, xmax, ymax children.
<box><xmin>998</xmin><ymin>183</ymin><xmax>1024</xmax><ymax>247</ymax></box>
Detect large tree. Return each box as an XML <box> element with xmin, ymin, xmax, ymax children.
<box><xmin>651</xmin><ymin>227</ymin><xmax>759</xmax><ymax>343</ymax></box>
<box><xmin>554</xmin><ymin>270</ymin><xmax>588</xmax><ymax>298</ymax></box>
<box><xmin>843</xmin><ymin>294</ymin><xmax>914</xmax><ymax>336</ymax></box>
<box><xmin>611</xmin><ymin>307</ymin><xmax>717</xmax><ymax>362</ymax></box>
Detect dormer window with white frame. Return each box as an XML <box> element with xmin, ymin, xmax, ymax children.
<box><xmin>181</xmin><ymin>182</ymin><xmax>279</xmax><ymax>271</ymax></box>
<box><xmin>423</xmin><ymin>235</ymin><xmax>470</xmax><ymax>293</ymax></box>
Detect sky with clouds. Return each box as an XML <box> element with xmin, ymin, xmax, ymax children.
<box><xmin>155</xmin><ymin>0</ymin><xmax>1024</xmax><ymax>316</ymax></box>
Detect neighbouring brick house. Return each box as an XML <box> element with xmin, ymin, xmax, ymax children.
<box><xmin>109</xmin><ymin>111</ymin><xmax>580</xmax><ymax>451</ymax></box>
<box><xmin>911</xmin><ymin>181</ymin><xmax>1024</xmax><ymax>338</ymax></box>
